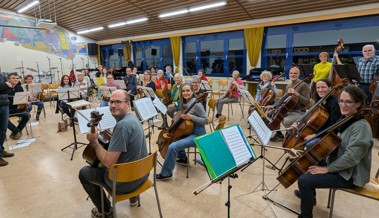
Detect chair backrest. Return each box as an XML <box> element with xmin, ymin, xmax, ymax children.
<box><xmin>217</xmin><ymin>78</ymin><xmax>228</xmax><ymax>86</ymax></box>
<box><xmin>214</xmin><ymin>115</ymin><xmax>227</xmax><ymax>130</ymax></box>
<box><xmin>207</xmin><ymin>78</ymin><xmax>213</xmax><ymax>87</ymax></box>
<box><xmin>108</xmin><ymin>152</ymin><xmax>156</xmax><ymax>183</ymax></box>
<box><xmin>207</xmin><ymin>98</ymin><xmax>217</xmax><ymax>110</ymax></box>
<box><xmin>156</xmin><ymin>89</ymin><xmax>163</xmax><ymax>98</ymax></box>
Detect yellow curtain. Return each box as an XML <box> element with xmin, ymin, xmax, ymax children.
<box><xmin>244</xmin><ymin>27</ymin><xmax>264</xmax><ymax>68</ymax></box>
<box><xmin>170</xmin><ymin>37</ymin><xmax>181</xmax><ymax>73</ymax></box>
<box><xmin>123</xmin><ymin>42</ymin><xmax>131</xmax><ymax>64</ymax></box>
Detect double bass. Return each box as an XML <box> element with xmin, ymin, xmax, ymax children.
<box><xmin>157</xmin><ymin>93</ymin><xmax>207</xmax><ymax>158</ymax></box>
<box><xmin>277</xmin><ymin>108</ymin><xmax>374</xmax><ymax>188</ymax></box>
<box><xmin>82</xmin><ymin>111</ymin><xmax>112</xmax><ymax>167</ymax></box>
<box><xmin>328</xmin><ymin>39</ymin><xmax>344</xmax><ymax>87</ymax></box>
<box><xmin>282</xmin><ymin>82</ymin><xmax>347</xmax><ymax>149</ymax></box>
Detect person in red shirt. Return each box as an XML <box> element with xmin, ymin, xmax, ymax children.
<box><xmin>156</xmin><ymin>70</ymin><xmax>168</xmax><ymax>90</ymax></box>
<box><xmin>198</xmin><ymin>69</ymin><xmax>208</xmax><ymax>81</ymax></box>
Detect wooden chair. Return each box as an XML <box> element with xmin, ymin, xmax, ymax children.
<box><xmin>207</xmin><ymin>98</ymin><xmax>217</xmax><ymax>131</ymax></box>
<box><xmin>327</xmin><ymin>152</ymin><xmax>379</xmax><ymax>218</ymax></box>
<box><xmin>100</xmin><ymin>152</ymin><xmax>163</xmax><ymax>218</ymax></box>
<box><xmin>213</xmin><ymin>78</ymin><xmax>228</xmax><ymax>97</ymax></box>
<box><xmin>226</xmin><ymin>97</ymin><xmax>244</xmax><ymax>121</ymax></box>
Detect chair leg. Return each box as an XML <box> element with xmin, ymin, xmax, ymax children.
<box><xmin>328</xmin><ymin>189</ymin><xmax>337</xmax><ymax>218</ymax></box>
<box><xmin>186</xmin><ymin>148</ymin><xmax>190</xmax><ymax>178</ymax></box>
<box><xmin>154</xmin><ymin>184</ymin><xmax>163</xmax><ymax>218</ymax></box>
<box><xmin>100</xmin><ymin>186</ymin><xmax>105</xmax><ymax>218</ymax></box>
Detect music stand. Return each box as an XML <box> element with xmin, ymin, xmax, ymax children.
<box><xmin>193</xmin><ymin>125</ymin><xmax>257</xmax><ymax>218</ymax></box>
<box><xmin>334</xmin><ymin>64</ymin><xmax>361</xmax><ymax>82</ymax></box>
<box><xmin>12</xmin><ymin>92</ymin><xmax>34</xmax><ymax>138</ymax></box>
<box><xmin>133</xmin><ymin>97</ymin><xmax>158</xmax><ymax>154</ymax></box>
<box><xmin>294</xmin><ymin>64</ymin><xmax>313</xmax><ymax>81</ymax></box>
<box><xmin>59</xmin><ymin>88</ymin><xmax>88</xmax><ymax>160</ymax></box>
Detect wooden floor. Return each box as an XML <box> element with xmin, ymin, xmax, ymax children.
<box><xmin>1</xmin><ymin>99</ymin><xmax>378</xmax><ymax>218</ymax></box>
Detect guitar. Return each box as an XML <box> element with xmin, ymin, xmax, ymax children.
<box><xmin>82</xmin><ymin>111</ymin><xmax>112</xmax><ymax>167</ymax></box>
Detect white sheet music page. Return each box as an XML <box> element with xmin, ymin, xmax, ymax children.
<box><xmin>76</xmin><ymin>107</ymin><xmax>116</xmax><ymax>134</ymax></box>
<box><xmin>133</xmin><ymin>98</ymin><xmax>158</xmax><ymax>121</ymax></box>
<box><xmin>248</xmin><ymin>110</ymin><xmax>272</xmax><ymax>146</ymax></box>
<box><xmin>13</xmin><ymin>92</ymin><xmax>29</xmax><ymax>104</ymax></box>
<box><xmin>221</xmin><ymin>126</ymin><xmax>252</xmax><ymax>166</ymax></box>
<box><xmin>153</xmin><ymin>97</ymin><xmax>167</xmax><ymax>114</ymax></box>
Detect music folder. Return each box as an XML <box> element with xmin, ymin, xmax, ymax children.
<box><xmin>194</xmin><ymin>124</ymin><xmax>256</xmax><ymax>181</ymax></box>
<box><xmin>13</xmin><ymin>92</ymin><xmax>29</xmax><ymax>105</ymax></box>
<box><xmin>100</xmin><ymin>86</ymin><xmax>117</xmax><ymax>98</ymax></box>
<box><xmin>333</xmin><ymin>64</ymin><xmax>361</xmax><ymax>81</ymax></box>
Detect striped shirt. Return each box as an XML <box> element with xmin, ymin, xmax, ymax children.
<box><xmin>357</xmin><ymin>55</ymin><xmax>379</xmax><ymax>83</ymax></box>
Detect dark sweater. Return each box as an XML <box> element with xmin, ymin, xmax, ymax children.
<box><xmin>0</xmin><ymin>74</ymin><xmax>9</xmax><ymax>106</ymax></box>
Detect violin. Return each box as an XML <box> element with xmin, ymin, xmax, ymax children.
<box><xmin>157</xmin><ymin>93</ymin><xmax>207</xmax><ymax>158</ymax></box>
<box><xmin>259</xmin><ymin>72</ymin><xmax>284</xmax><ymax>106</ymax></box>
<box><xmin>277</xmin><ymin>107</ymin><xmax>375</xmax><ymax>188</ymax></box>
<box><xmin>282</xmin><ymin>82</ymin><xmax>347</xmax><ymax>149</ymax></box>
<box><xmin>82</xmin><ymin>111</ymin><xmax>112</xmax><ymax>167</ymax></box>
<box><xmin>225</xmin><ymin>81</ymin><xmax>237</xmax><ymax>98</ymax></box>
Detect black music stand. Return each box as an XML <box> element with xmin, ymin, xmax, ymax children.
<box><xmin>193</xmin><ymin>125</ymin><xmax>256</xmax><ymax>218</ymax></box>
<box><xmin>294</xmin><ymin>64</ymin><xmax>313</xmax><ymax>81</ymax></box>
<box><xmin>59</xmin><ymin>88</ymin><xmax>88</xmax><ymax>160</ymax></box>
<box><xmin>333</xmin><ymin>64</ymin><xmax>361</xmax><ymax>82</ymax></box>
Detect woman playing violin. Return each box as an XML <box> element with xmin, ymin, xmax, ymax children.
<box><xmin>215</xmin><ymin>70</ymin><xmax>243</xmax><ymax>118</ymax></box>
<box><xmin>255</xmin><ymin>70</ymin><xmax>278</xmax><ymax>102</ymax></box>
<box><xmin>296</xmin><ymin>85</ymin><xmax>372</xmax><ymax>218</ymax></box>
<box><xmin>156</xmin><ymin>83</ymin><xmax>208</xmax><ymax>180</ymax></box>
<box><xmin>23</xmin><ymin>75</ymin><xmax>44</xmax><ymax>121</ymax></box>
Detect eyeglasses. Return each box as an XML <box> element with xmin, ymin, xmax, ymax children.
<box><xmin>338</xmin><ymin>99</ymin><xmax>354</xmax><ymax>106</ymax></box>
<box><xmin>109</xmin><ymin>100</ymin><xmax>127</xmax><ymax>106</ymax></box>
<box><xmin>191</xmin><ymin>81</ymin><xmax>199</xmax><ymax>84</ymax></box>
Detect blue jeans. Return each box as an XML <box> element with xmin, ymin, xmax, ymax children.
<box><xmin>100</xmin><ymin>100</ymin><xmax>109</xmax><ymax>107</ymax></box>
<box><xmin>160</xmin><ymin>125</ymin><xmax>206</xmax><ymax>176</ymax></box>
<box><xmin>298</xmin><ymin>173</ymin><xmax>355</xmax><ymax>218</ymax></box>
<box><xmin>28</xmin><ymin>101</ymin><xmax>44</xmax><ymax>117</ymax></box>
<box><xmin>0</xmin><ymin>105</ymin><xmax>9</xmax><ymax>157</ymax></box>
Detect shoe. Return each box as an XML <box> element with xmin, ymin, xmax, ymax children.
<box><xmin>129</xmin><ymin>195</ymin><xmax>139</xmax><ymax>207</ymax></box>
<box><xmin>176</xmin><ymin>158</ymin><xmax>188</xmax><ymax>166</ymax></box>
<box><xmin>14</xmin><ymin>131</ymin><xmax>22</xmax><ymax>140</ymax></box>
<box><xmin>2</xmin><ymin>151</ymin><xmax>14</xmax><ymax>158</ymax></box>
<box><xmin>36</xmin><ymin>114</ymin><xmax>40</xmax><ymax>121</ymax></box>
<box><xmin>270</xmin><ymin>133</ymin><xmax>284</xmax><ymax>142</ymax></box>
<box><xmin>9</xmin><ymin>133</ymin><xmax>16</xmax><ymax>140</ymax></box>
<box><xmin>91</xmin><ymin>207</ymin><xmax>114</xmax><ymax>218</ymax></box>
<box><xmin>157</xmin><ymin>125</ymin><xmax>165</xmax><ymax>130</ymax></box>
<box><xmin>156</xmin><ymin>173</ymin><xmax>172</xmax><ymax>181</ymax></box>
<box><xmin>294</xmin><ymin>189</ymin><xmax>317</xmax><ymax>206</ymax></box>
<box><xmin>215</xmin><ymin>114</ymin><xmax>221</xmax><ymax>118</ymax></box>
<box><xmin>0</xmin><ymin>158</ymin><xmax>8</xmax><ymax>167</ymax></box>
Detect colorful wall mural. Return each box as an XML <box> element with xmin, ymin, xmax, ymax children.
<box><xmin>0</xmin><ymin>13</ymin><xmax>88</xmax><ymax>59</ymax></box>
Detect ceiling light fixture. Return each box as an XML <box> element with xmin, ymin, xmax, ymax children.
<box><xmin>189</xmin><ymin>1</ymin><xmax>227</xmax><ymax>12</ymax></box>
<box><xmin>17</xmin><ymin>0</ymin><xmax>40</xmax><ymax>13</ymax></box>
<box><xmin>159</xmin><ymin>9</ymin><xmax>188</xmax><ymax>18</ymax></box>
<box><xmin>77</xmin><ymin>27</ymin><xmax>104</xmax><ymax>35</ymax></box>
<box><xmin>109</xmin><ymin>17</ymin><xmax>148</xmax><ymax>28</ymax></box>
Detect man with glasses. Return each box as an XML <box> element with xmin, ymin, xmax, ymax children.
<box><xmin>79</xmin><ymin>90</ymin><xmax>148</xmax><ymax>218</ymax></box>
<box><xmin>357</xmin><ymin>44</ymin><xmax>379</xmax><ymax>104</ymax></box>
<box><xmin>6</xmin><ymin>73</ymin><xmax>30</xmax><ymax>140</ymax></box>
<box><xmin>191</xmin><ymin>75</ymin><xmax>206</xmax><ymax>110</ymax></box>
<box><xmin>99</xmin><ymin>75</ymin><xmax>121</xmax><ymax>107</ymax></box>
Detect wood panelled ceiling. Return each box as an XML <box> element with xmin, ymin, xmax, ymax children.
<box><xmin>1</xmin><ymin>0</ymin><xmax>379</xmax><ymax>41</ymax></box>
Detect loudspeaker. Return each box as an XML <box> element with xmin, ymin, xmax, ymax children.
<box><xmin>151</xmin><ymin>48</ymin><xmax>157</xmax><ymax>56</ymax></box>
<box><xmin>118</xmin><ymin>49</ymin><xmax>123</xmax><ymax>56</ymax></box>
<box><xmin>108</xmin><ymin>49</ymin><xmax>114</xmax><ymax>56</ymax></box>
<box><xmin>88</xmin><ymin>43</ymin><xmax>97</xmax><ymax>55</ymax></box>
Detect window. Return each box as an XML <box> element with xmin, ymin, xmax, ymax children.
<box><xmin>133</xmin><ymin>39</ymin><xmax>172</xmax><ymax>72</ymax></box>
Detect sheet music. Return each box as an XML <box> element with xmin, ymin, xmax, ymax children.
<box><xmin>133</xmin><ymin>97</ymin><xmax>158</xmax><ymax>121</ymax></box>
<box><xmin>143</xmin><ymin>87</ymin><xmax>157</xmax><ymax>98</ymax></box>
<box><xmin>13</xmin><ymin>92</ymin><xmax>29</xmax><ymax>104</ymax></box>
<box><xmin>201</xmin><ymin>81</ymin><xmax>212</xmax><ymax>91</ymax></box>
<box><xmin>114</xmin><ymin>80</ymin><xmax>126</xmax><ymax>89</ymax></box>
<box><xmin>66</xmin><ymin>99</ymin><xmax>91</xmax><ymax>109</ymax></box>
<box><xmin>153</xmin><ymin>97</ymin><xmax>167</xmax><ymax>114</ymax></box>
<box><xmin>30</xmin><ymin>83</ymin><xmax>42</xmax><ymax>95</ymax></box>
<box><xmin>221</xmin><ymin>126</ymin><xmax>253</xmax><ymax>166</ymax></box>
<box><xmin>100</xmin><ymin>86</ymin><xmax>117</xmax><ymax>98</ymax></box>
<box><xmin>76</xmin><ymin>106</ymin><xmax>117</xmax><ymax>134</ymax></box>
<box><xmin>58</xmin><ymin>87</ymin><xmax>80</xmax><ymax>100</ymax></box>
<box><xmin>248</xmin><ymin>110</ymin><xmax>272</xmax><ymax>146</ymax></box>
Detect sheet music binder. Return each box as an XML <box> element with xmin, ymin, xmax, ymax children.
<box><xmin>194</xmin><ymin>124</ymin><xmax>256</xmax><ymax>181</ymax></box>
<box><xmin>333</xmin><ymin>64</ymin><xmax>361</xmax><ymax>81</ymax></box>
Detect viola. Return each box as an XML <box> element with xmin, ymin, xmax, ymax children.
<box><xmin>225</xmin><ymin>80</ymin><xmax>237</xmax><ymax>98</ymax></box>
<box><xmin>282</xmin><ymin>82</ymin><xmax>347</xmax><ymax>149</ymax></box>
<box><xmin>277</xmin><ymin>108</ymin><xmax>374</xmax><ymax>188</ymax></box>
<box><xmin>259</xmin><ymin>72</ymin><xmax>284</xmax><ymax>106</ymax></box>
<box><xmin>82</xmin><ymin>111</ymin><xmax>112</xmax><ymax>167</ymax></box>
<box><xmin>157</xmin><ymin>93</ymin><xmax>207</xmax><ymax>158</ymax></box>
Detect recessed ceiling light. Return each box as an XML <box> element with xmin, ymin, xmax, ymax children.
<box><xmin>159</xmin><ymin>9</ymin><xmax>189</xmax><ymax>18</ymax></box>
<box><xmin>189</xmin><ymin>1</ymin><xmax>227</xmax><ymax>12</ymax></box>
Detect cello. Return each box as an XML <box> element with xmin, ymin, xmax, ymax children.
<box><xmin>265</xmin><ymin>78</ymin><xmax>307</xmax><ymax>130</ymax></box>
<box><xmin>277</xmin><ymin>108</ymin><xmax>374</xmax><ymax>188</ymax></box>
<box><xmin>282</xmin><ymin>82</ymin><xmax>347</xmax><ymax>149</ymax></box>
<box><xmin>258</xmin><ymin>72</ymin><xmax>284</xmax><ymax>106</ymax></box>
<box><xmin>157</xmin><ymin>93</ymin><xmax>207</xmax><ymax>158</ymax></box>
